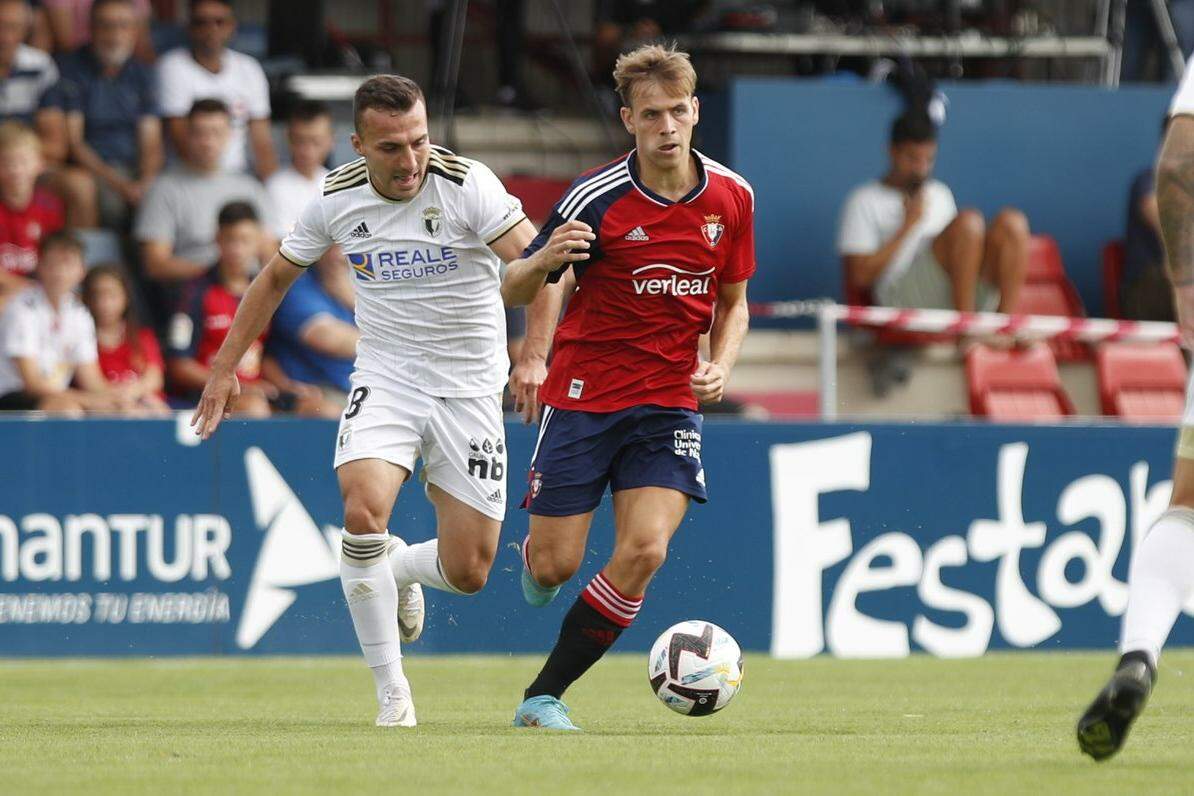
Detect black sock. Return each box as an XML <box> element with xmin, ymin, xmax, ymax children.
<box><xmin>525</xmin><ymin>597</ymin><xmax>624</xmax><ymax>699</ymax></box>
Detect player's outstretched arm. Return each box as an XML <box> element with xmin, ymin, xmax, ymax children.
<box><xmin>691</xmin><ymin>279</ymin><xmax>750</xmax><ymax>404</ymax></box>
<box><xmin>1157</xmin><ymin>115</ymin><xmax>1194</xmax><ymax>348</ymax></box>
<box><xmin>190</xmin><ymin>253</ymin><xmax>306</xmax><ymax>439</ymax></box>
<box><xmin>500</xmin><ymin>220</ymin><xmax>594</xmax><ymax>307</ymax></box>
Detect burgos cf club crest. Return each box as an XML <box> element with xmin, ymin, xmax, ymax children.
<box><xmin>348</xmin><ymin>252</ymin><xmax>375</xmax><ymax>281</ymax></box>
<box><xmin>701</xmin><ymin>214</ymin><xmax>724</xmax><ymax>248</ymax></box>
<box><xmin>423</xmin><ymin>206</ymin><xmax>442</xmax><ymax>237</ymax></box>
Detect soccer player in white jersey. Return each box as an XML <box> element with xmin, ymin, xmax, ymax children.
<box><xmin>189</xmin><ymin>75</ymin><xmax>543</xmax><ymax>728</ymax></box>
<box><xmin>1076</xmin><ymin>64</ymin><xmax>1194</xmax><ymax>760</ymax></box>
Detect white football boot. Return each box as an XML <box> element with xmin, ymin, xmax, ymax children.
<box><xmin>388</xmin><ymin>536</ymin><xmax>426</xmax><ymax>642</ymax></box>
<box><xmin>376</xmin><ymin>681</ymin><xmax>418</xmax><ymax>728</ymax></box>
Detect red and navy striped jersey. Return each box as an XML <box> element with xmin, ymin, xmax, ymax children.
<box><xmin>524</xmin><ymin>150</ymin><xmax>756</xmax><ymax>412</ymax></box>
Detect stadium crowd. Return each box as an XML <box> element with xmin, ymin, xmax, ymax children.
<box><xmin>0</xmin><ymin>0</ymin><xmax>370</xmax><ymax>416</ymax></box>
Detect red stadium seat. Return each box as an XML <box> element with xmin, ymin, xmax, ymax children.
<box><xmin>1102</xmin><ymin>240</ymin><xmax>1125</xmax><ymax>320</ymax></box>
<box><xmin>1014</xmin><ymin>235</ymin><xmax>1088</xmax><ymax>361</ymax></box>
<box><xmin>728</xmin><ymin>390</ymin><xmax>819</xmax><ymax>419</ymax></box>
<box><xmin>966</xmin><ymin>343</ymin><xmax>1074</xmax><ymax>421</ymax></box>
<box><xmin>1096</xmin><ymin>342</ymin><xmax>1188</xmax><ymax>422</ymax></box>
<box><xmin>502</xmin><ymin>175</ymin><xmax>572</xmax><ymax>226</ymax></box>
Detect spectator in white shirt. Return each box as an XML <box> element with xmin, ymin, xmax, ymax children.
<box><xmin>838</xmin><ymin>112</ymin><xmax>1029</xmax><ymax>313</ymax></box>
<box><xmin>266</xmin><ymin>99</ymin><xmax>333</xmax><ymax>238</ymax></box>
<box><xmin>156</xmin><ymin>0</ymin><xmax>276</xmax><ymax>178</ymax></box>
<box><xmin>0</xmin><ymin>230</ymin><xmax>126</xmax><ymax>414</ymax></box>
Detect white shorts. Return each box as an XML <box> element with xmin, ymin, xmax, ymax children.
<box><xmin>875</xmin><ymin>241</ymin><xmax>1000</xmax><ymax>311</ymax></box>
<box><xmin>333</xmin><ymin>371</ymin><xmax>507</xmax><ymax>520</ymax></box>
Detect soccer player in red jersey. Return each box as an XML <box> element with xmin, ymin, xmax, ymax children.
<box><xmin>501</xmin><ymin>44</ymin><xmax>755</xmax><ymax>730</ymax></box>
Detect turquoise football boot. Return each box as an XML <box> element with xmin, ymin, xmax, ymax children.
<box><xmin>521</xmin><ymin>566</ymin><xmax>561</xmax><ymax>607</ymax></box>
<box><xmin>512</xmin><ymin>695</ymin><xmax>581</xmax><ymax>730</ymax></box>
<box><xmin>520</xmin><ymin>534</ymin><xmax>560</xmax><ymax>606</ymax></box>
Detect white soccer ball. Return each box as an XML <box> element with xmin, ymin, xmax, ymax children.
<box><xmin>647</xmin><ymin>620</ymin><xmax>743</xmax><ymax>716</ymax></box>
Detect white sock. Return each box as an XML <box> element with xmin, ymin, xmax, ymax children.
<box><xmin>1120</xmin><ymin>507</ymin><xmax>1194</xmax><ymax>667</ymax></box>
<box><xmin>340</xmin><ymin>530</ymin><xmax>405</xmax><ymax>698</ymax></box>
<box><xmin>389</xmin><ymin>538</ymin><xmax>467</xmax><ymax>594</ymax></box>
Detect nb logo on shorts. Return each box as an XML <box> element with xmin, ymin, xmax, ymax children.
<box><xmin>468</xmin><ymin>437</ymin><xmax>505</xmax><ymax>482</ymax></box>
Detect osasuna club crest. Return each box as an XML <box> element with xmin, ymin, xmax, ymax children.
<box><xmin>423</xmin><ymin>206</ymin><xmax>442</xmax><ymax>236</ymax></box>
<box><xmin>700</xmin><ymin>214</ymin><xmax>724</xmax><ymax>248</ymax></box>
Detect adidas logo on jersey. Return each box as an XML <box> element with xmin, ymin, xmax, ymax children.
<box><xmin>349</xmin><ymin>222</ymin><xmax>372</xmax><ymax>239</ymax></box>
<box><xmin>624</xmin><ymin>226</ymin><xmax>649</xmax><ymax>241</ymax></box>
<box><xmin>486</xmin><ymin>489</ymin><xmax>503</xmax><ymax>504</ymax></box>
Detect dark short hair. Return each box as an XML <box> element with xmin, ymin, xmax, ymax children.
<box><xmin>290</xmin><ymin>99</ymin><xmax>331</xmax><ymax>125</ymax></box>
<box><xmin>39</xmin><ymin>229</ymin><xmax>84</xmax><ymax>258</ymax></box>
<box><xmin>217</xmin><ymin>201</ymin><xmax>259</xmax><ymax>227</ymax></box>
<box><xmin>188</xmin><ymin>98</ymin><xmax>230</xmax><ymax>120</ymax></box>
<box><xmin>891</xmin><ymin>112</ymin><xmax>937</xmax><ymax>146</ymax></box>
<box><xmin>353</xmin><ymin>74</ymin><xmax>424</xmax><ymax>132</ymax></box>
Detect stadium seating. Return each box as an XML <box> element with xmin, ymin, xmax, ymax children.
<box><xmin>729</xmin><ymin>390</ymin><xmax>819</xmax><ymax>419</ymax></box>
<box><xmin>1015</xmin><ymin>235</ymin><xmax>1088</xmax><ymax>361</ymax></box>
<box><xmin>966</xmin><ymin>342</ymin><xmax>1074</xmax><ymax>421</ymax></box>
<box><xmin>1102</xmin><ymin>240</ymin><xmax>1125</xmax><ymax>319</ymax></box>
<box><xmin>1096</xmin><ymin>341</ymin><xmax>1188</xmax><ymax>422</ymax></box>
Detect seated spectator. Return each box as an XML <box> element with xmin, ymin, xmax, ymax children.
<box><xmin>81</xmin><ymin>263</ymin><xmax>168</xmax><ymax>415</ymax></box>
<box><xmin>157</xmin><ymin>0</ymin><xmax>275</xmax><ymax>178</ymax></box>
<box><xmin>266</xmin><ymin>99</ymin><xmax>333</xmax><ymax>238</ymax></box>
<box><xmin>135</xmin><ymin>98</ymin><xmax>275</xmax><ymax>323</ymax></box>
<box><xmin>0</xmin><ymin>0</ymin><xmax>64</xmax><ymax>160</ymax></box>
<box><xmin>0</xmin><ymin>122</ymin><xmax>65</xmax><ymax>305</ymax></box>
<box><xmin>838</xmin><ymin>112</ymin><xmax>1029</xmax><ymax>314</ymax></box>
<box><xmin>166</xmin><ymin>201</ymin><xmax>270</xmax><ymax>416</ymax></box>
<box><xmin>52</xmin><ymin>0</ymin><xmax>162</xmax><ymax>230</ymax></box>
<box><xmin>1122</xmin><ymin>129</ymin><xmax>1173</xmax><ymax>321</ymax></box>
<box><xmin>264</xmin><ymin>245</ymin><xmax>355</xmax><ymax>418</ymax></box>
<box><xmin>43</xmin><ymin>0</ymin><xmax>155</xmax><ymax>61</ymax></box>
<box><xmin>0</xmin><ymin>231</ymin><xmax>125</xmax><ymax>414</ymax></box>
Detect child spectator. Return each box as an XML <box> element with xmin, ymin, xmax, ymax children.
<box><xmin>81</xmin><ymin>263</ymin><xmax>168</xmax><ymax>415</ymax></box>
<box><xmin>0</xmin><ymin>231</ymin><xmax>123</xmax><ymax>414</ymax></box>
<box><xmin>265</xmin><ymin>245</ymin><xmax>356</xmax><ymax>418</ymax></box>
<box><xmin>0</xmin><ymin>122</ymin><xmax>65</xmax><ymax>305</ymax></box>
<box><xmin>53</xmin><ymin>0</ymin><xmax>163</xmax><ymax>229</ymax></box>
<box><xmin>166</xmin><ymin>200</ymin><xmax>270</xmax><ymax>416</ymax></box>
<box><xmin>157</xmin><ymin>0</ymin><xmax>275</xmax><ymax>178</ymax></box>
<box><xmin>266</xmin><ymin>99</ymin><xmax>333</xmax><ymax>238</ymax></box>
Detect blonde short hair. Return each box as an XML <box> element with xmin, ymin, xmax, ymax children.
<box><xmin>612</xmin><ymin>43</ymin><xmax>697</xmax><ymax>107</ymax></box>
<box><xmin>0</xmin><ymin>121</ymin><xmax>40</xmax><ymax>156</ymax></box>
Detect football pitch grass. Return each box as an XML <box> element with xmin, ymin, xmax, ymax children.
<box><xmin>3</xmin><ymin>652</ymin><xmax>1193</xmax><ymax>795</ymax></box>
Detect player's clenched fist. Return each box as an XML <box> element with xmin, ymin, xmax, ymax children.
<box><xmin>690</xmin><ymin>360</ymin><xmax>728</xmax><ymax>404</ymax></box>
<box><xmin>190</xmin><ymin>368</ymin><xmax>241</xmax><ymax>440</ymax></box>
<box><xmin>531</xmin><ymin>220</ymin><xmax>595</xmax><ymax>274</ymax></box>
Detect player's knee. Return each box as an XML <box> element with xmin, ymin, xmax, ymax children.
<box><xmin>530</xmin><ymin>547</ymin><xmax>580</xmax><ymax>587</ymax></box>
<box><xmin>446</xmin><ymin>549</ymin><xmax>494</xmax><ymax>594</ymax></box>
<box><xmin>342</xmin><ymin>495</ymin><xmax>386</xmax><ymax>534</ymax></box>
<box><xmin>453</xmin><ymin>566</ymin><xmax>489</xmax><ymax>595</ymax></box>
<box><xmin>617</xmin><ymin>539</ymin><xmax>668</xmax><ymax>577</ymax></box>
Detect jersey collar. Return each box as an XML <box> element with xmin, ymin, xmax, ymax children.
<box><xmin>626</xmin><ymin>149</ymin><xmax>708</xmax><ymax>207</ymax></box>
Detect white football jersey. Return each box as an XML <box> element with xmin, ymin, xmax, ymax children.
<box><xmin>280</xmin><ymin>146</ymin><xmax>526</xmax><ymax>397</ymax></box>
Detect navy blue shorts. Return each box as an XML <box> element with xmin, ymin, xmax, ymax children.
<box><xmin>522</xmin><ymin>404</ymin><xmax>707</xmax><ymax>516</ymax></box>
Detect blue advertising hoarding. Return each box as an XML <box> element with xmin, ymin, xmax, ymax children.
<box><xmin>0</xmin><ymin>418</ymin><xmax>1188</xmax><ymax>657</ymax></box>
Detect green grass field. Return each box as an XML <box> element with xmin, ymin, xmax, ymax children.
<box><xmin>2</xmin><ymin>652</ymin><xmax>1192</xmax><ymax>795</ymax></box>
